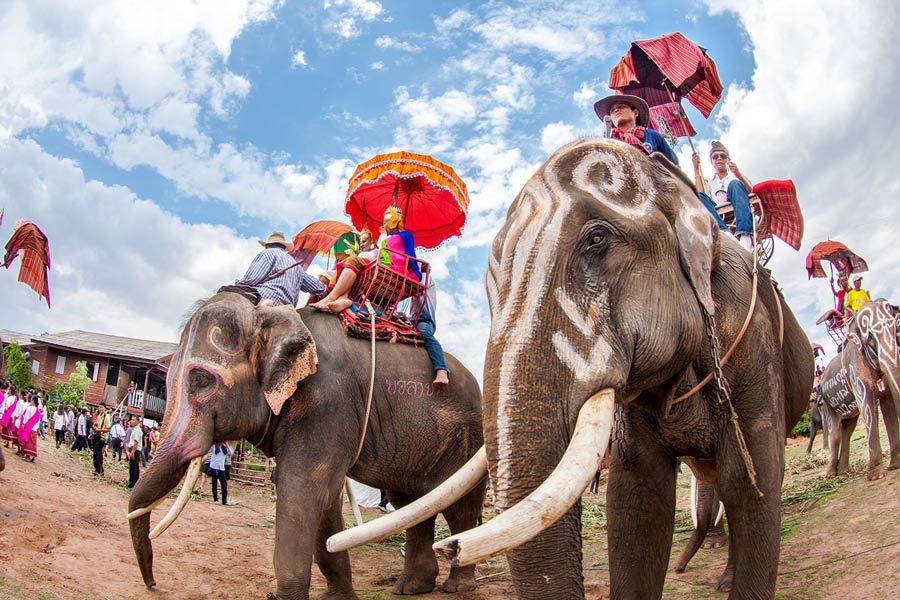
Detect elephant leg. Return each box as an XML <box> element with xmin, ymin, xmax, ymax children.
<box><xmin>825</xmin><ymin>410</ymin><xmax>842</xmax><ymax>477</ymax></box>
<box><xmin>838</xmin><ymin>417</ymin><xmax>857</xmax><ymax>476</ymax></box>
<box><xmin>861</xmin><ymin>397</ymin><xmax>885</xmax><ymax>480</ymax></box>
<box><xmin>439</xmin><ymin>482</ymin><xmax>486</xmax><ymax>593</ymax></box>
<box><xmin>806</xmin><ymin>418</ymin><xmax>817</xmax><ymax>455</ymax></box>
<box><xmin>389</xmin><ymin>491</ymin><xmax>439</xmax><ymax>595</ymax></box>
<box><xmin>880</xmin><ymin>396</ymin><xmax>900</xmax><ymax>470</ymax></box>
<box><xmin>313</xmin><ymin>489</ymin><xmax>359</xmax><ymax>600</ymax></box>
<box><xmin>715</xmin><ymin>422</ymin><xmax>783</xmax><ymax>599</ymax></box>
<box><xmin>717</xmin><ymin>545</ymin><xmax>735</xmax><ymax>592</ymax></box>
<box><xmin>607</xmin><ymin>410</ymin><xmax>676</xmax><ymax>599</ymax></box>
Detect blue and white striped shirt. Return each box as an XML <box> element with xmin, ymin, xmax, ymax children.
<box><xmin>237</xmin><ymin>248</ymin><xmax>327</xmax><ymax>307</ymax></box>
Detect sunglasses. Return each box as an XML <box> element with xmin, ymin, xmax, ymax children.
<box><xmin>711</xmin><ymin>152</ymin><xmax>729</xmax><ymax>160</ymax></box>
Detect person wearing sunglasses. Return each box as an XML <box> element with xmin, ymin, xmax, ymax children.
<box><xmin>693</xmin><ymin>141</ymin><xmax>754</xmax><ymax>250</ymax></box>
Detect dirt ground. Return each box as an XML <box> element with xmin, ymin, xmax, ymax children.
<box><xmin>1</xmin><ymin>430</ymin><xmax>899</xmax><ymax>599</ymax></box>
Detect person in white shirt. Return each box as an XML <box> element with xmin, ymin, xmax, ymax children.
<box><xmin>65</xmin><ymin>406</ymin><xmax>75</xmax><ymax>445</ymax></box>
<box><xmin>693</xmin><ymin>140</ymin><xmax>755</xmax><ymax>250</ymax></box>
<box><xmin>126</xmin><ymin>416</ymin><xmax>144</xmax><ymax>488</ymax></box>
<box><xmin>17</xmin><ymin>397</ymin><xmax>41</xmax><ymax>461</ymax></box>
<box><xmin>53</xmin><ymin>404</ymin><xmax>67</xmax><ymax>448</ymax></box>
<box><xmin>208</xmin><ymin>442</ymin><xmax>233</xmax><ymax>505</ymax></box>
<box><xmin>109</xmin><ymin>418</ymin><xmax>126</xmax><ymax>461</ymax></box>
<box><xmin>71</xmin><ymin>408</ymin><xmax>89</xmax><ymax>451</ymax></box>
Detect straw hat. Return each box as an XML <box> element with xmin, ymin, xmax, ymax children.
<box><xmin>258</xmin><ymin>231</ymin><xmax>290</xmax><ymax>250</ymax></box>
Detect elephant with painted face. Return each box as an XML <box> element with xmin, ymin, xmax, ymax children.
<box><xmin>379</xmin><ymin>139</ymin><xmax>812</xmax><ymax>599</ymax></box>
<box><xmin>127</xmin><ymin>293</ymin><xmax>486</xmax><ymax>599</ymax></box>
<box><xmin>818</xmin><ymin>299</ymin><xmax>900</xmax><ymax>480</ymax></box>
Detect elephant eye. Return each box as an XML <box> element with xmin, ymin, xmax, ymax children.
<box><xmin>587</xmin><ymin>229</ymin><xmax>608</xmax><ymax>250</ymax></box>
<box><xmin>189</xmin><ymin>369</ymin><xmax>216</xmax><ymax>395</ymax></box>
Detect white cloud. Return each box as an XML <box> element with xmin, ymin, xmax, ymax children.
<box><xmin>375</xmin><ymin>36</ymin><xmax>421</xmax><ymax>52</ymax></box>
<box><xmin>698</xmin><ymin>0</ymin><xmax>900</xmax><ymax>353</ymax></box>
<box><xmin>322</xmin><ymin>0</ymin><xmax>384</xmax><ymax>40</ymax></box>
<box><xmin>370</xmin><ymin>61</ymin><xmax>385</xmax><ymax>70</ymax></box>
<box><xmin>540</xmin><ymin>122</ymin><xmax>577</xmax><ymax>155</ymax></box>
<box><xmin>0</xmin><ymin>138</ymin><xmax>258</xmax><ymax>341</ymax></box>
<box><xmin>573</xmin><ymin>80</ymin><xmax>612</xmax><ymax>109</ymax></box>
<box><xmin>291</xmin><ymin>49</ymin><xmax>308</xmax><ymax>67</ymax></box>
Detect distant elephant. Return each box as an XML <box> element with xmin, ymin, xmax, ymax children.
<box><xmin>818</xmin><ymin>299</ymin><xmax>900</xmax><ymax>480</ymax></box>
<box><xmin>806</xmin><ymin>398</ymin><xmax>828</xmax><ymax>454</ymax></box>
<box><xmin>126</xmin><ymin>294</ymin><xmax>486</xmax><ymax>600</ymax></box>
<box><xmin>421</xmin><ymin>139</ymin><xmax>812</xmax><ymax>599</ymax></box>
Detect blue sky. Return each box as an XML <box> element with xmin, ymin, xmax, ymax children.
<box><xmin>2</xmin><ymin>0</ymin><xmax>899</xmax><ymax>381</ymax></box>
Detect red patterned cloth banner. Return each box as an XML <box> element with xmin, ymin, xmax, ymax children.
<box><xmin>3</xmin><ymin>220</ymin><xmax>52</xmax><ymax>308</ymax></box>
<box><xmin>751</xmin><ymin>180</ymin><xmax>803</xmax><ymax>251</ymax></box>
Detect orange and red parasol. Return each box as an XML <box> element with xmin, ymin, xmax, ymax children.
<box><xmin>344</xmin><ymin>151</ymin><xmax>469</xmax><ymax>249</ymax></box>
<box><xmin>805</xmin><ymin>240</ymin><xmax>868</xmax><ymax>279</ymax></box>
<box><xmin>289</xmin><ymin>220</ymin><xmax>354</xmax><ymax>266</ymax></box>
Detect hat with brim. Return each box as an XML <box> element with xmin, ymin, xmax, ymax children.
<box><xmin>594</xmin><ymin>94</ymin><xmax>652</xmax><ymax>127</ymax></box>
<box><xmin>853</xmin><ymin>275</ymin><xmax>863</xmax><ymax>283</ymax></box>
<box><xmin>258</xmin><ymin>231</ymin><xmax>291</xmax><ymax>250</ymax></box>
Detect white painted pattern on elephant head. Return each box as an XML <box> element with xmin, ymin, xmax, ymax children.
<box><xmin>488</xmin><ymin>139</ymin><xmax>646</xmax><ymax>507</ymax></box>
<box><xmin>855</xmin><ymin>302</ymin><xmax>900</xmax><ymax>403</ymax></box>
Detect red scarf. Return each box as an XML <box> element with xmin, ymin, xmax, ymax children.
<box><xmin>610</xmin><ymin>126</ymin><xmax>648</xmax><ymax>155</ymax></box>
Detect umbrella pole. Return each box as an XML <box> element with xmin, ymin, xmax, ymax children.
<box><xmin>662</xmin><ymin>82</ymin><xmax>709</xmax><ymax>196</ymax></box>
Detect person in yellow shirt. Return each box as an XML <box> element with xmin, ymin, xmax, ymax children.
<box><xmin>845</xmin><ymin>275</ymin><xmax>872</xmax><ymax>314</ymax></box>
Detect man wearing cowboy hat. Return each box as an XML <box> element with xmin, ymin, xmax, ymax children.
<box><xmin>594</xmin><ymin>94</ymin><xmax>679</xmax><ymax>164</ymax></box>
<box><xmin>236</xmin><ymin>231</ymin><xmax>327</xmax><ymax>307</ymax></box>
<box><xmin>845</xmin><ymin>275</ymin><xmax>872</xmax><ymax>314</ymax></box>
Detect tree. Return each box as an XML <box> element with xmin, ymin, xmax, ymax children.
<box><xmin>3</xmin><ymin>341</ymin><xmax>33</xmax><ymax>389</ymax></box>
<box><xmin>48</xmin><ymin>361</ymin><xmax>92</xmax><ymax>411</ymax></box>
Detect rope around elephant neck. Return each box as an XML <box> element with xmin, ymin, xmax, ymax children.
<box><xmin>351</xmin><ymin>300</ymin><xmax>377</xmax><ymax>467</ymax></box>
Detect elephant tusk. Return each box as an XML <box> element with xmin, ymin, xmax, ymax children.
<box><xmin>127</xmin><ymin>495</ymin><xmax>168</xmax><ymax>520</ymax></box>
<box><xmin>149</xmin><ymin>457</ymin><xmax>203</xmax><ymax>539</ymax></box>
<box><xmin>432</xmin><ymin>389</ymin><xmax>615</xmax><ymax>567</ymax></box>
<box><xmin>326</xmin><ymin>446</ymin><xmax>488</xmax><ymax>553</ymax></box>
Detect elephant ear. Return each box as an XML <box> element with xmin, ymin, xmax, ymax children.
<box><xmin>253</xmin><ymin>307</ymin><xmax>319</xmax><ymax>415</ymax></box>
<box><xmin>650</xmin><ymin>152</ymin><xmax>720</xmax><ymax>315</ymax></box>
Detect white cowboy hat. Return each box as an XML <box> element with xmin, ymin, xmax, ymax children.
<box><xmin>258</xmin><ymin>231</ymin><xmax>291</xmax><ymax>250</ymax></box>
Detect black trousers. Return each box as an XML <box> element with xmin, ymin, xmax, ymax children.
<box><xmin>128</xmin><ymin>456</ymin><xmax>141</xmax><ymax>488</ymax></box>
<box><xmin>71</xmin><ymin>434</ymin><xmax>88</xmax><ymax>451</ymax></box>
<box><xmin>211</xmin><ymin>469</ymin><xmax>227</xmax><ymax>504</ymax></box>
<box><xmin>55</xmin><ymin>429</ymin><xmax>66</xmax><ymax>448</ymax></box>
<box><xmin>93</xmin><ymin>448</ymin><xmax>104</xmax><ymax>475</ymax></box>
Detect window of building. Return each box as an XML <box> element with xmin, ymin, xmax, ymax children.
<box><xmin>55</xmin><ymin>355</ymin><xmax>66</xmax><ymax>374</ymax></box>
<box><xmin>86</xmin><ymin>361</ymin><xmax>99</xmax><ymax>382</ymax></box>
<box><xmin>31</xmin><ymin>360</ymin><xmax>40</xmax><ymax>375</ymax></box>
<box><xmin>106</xmin><ymin>360</ymin><xmax>120</xmax><ymax>386</ymax></box>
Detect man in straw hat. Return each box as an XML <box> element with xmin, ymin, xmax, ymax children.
<box><xmin>236</xmin><ymin>231</ymin><xmax>327</xmax><ymax>307</ymax></box>
<box><xmin>594</xmin><ymin>93</ymin><xmax>679</xmax><ymax>164</ymax></box>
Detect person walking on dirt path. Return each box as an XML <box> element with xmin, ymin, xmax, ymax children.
<box><xmin>109</xmin><ymin>418</ymin><xmax>126</xmax><ymax>461</ymax></box>
<box><xmin>71</xmin><ymin>408</ymin><xmax>89</xmax><ymax>451</ymax></box>
<box><xmin>65</xmin><ymin>404</ymin><xmax>74</xmax><ymax>446</ymax></box>
<box><xmin>126</xmin><ymin>416</ymin><xmax>143</xmax><ymax>488</ymax></box>
<box><xmin>53</xmin><ymin>404</ymin><xmax>67</xmax><ymax>448</ymax></box>
<box><xmin>91</xmin><ymin>424</ymin><xmax>106</xmax><ymax>475</ymax></box>
<box><xmin>208</xmin><ymin>442</ymin><xmax>232</xmax><ymax>505</ymax></box>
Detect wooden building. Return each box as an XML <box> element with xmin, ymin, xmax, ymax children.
<box><xmin>1</xmin><ymin>328</ymin><xmax>176</xmax><ymax>422</ymax></box>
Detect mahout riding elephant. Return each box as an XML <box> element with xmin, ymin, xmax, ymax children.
<box><xmin>126</xmin><ymin>293</ymin><xmax>486</xmax><ymax>600</ymax></box>
<box><xmin>818</xmin><ymin>299</ymin><xmax>900</xmax><ymax>480</ymax></box>
<box><xmin>391</xmin><ymin>139</ymin><xmax>813</xmax><ymax>599</ymax></box>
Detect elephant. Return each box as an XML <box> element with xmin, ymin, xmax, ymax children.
<box><xmin>806</xmin><ymin>397</ymin><xmax>828</xmax><ymax>454</ymax></box>
<box><xmin>673</xmin><ymin>474</ymin><xmax>725</xmax><ymax>575</ymax></box>
<box><xmin>402</xmin><ymin>139</ymin><xmax>814</xmax><ymax>599</ymax></box>
<box><xmin>126</xmin><ymin>293</ymin><xmax>486</xmax><ymax>600</ymax></box>
<box><xmin>817</xmin><ymin>299</ymin><xmax>900</xmax><ymax>480</ymax></box>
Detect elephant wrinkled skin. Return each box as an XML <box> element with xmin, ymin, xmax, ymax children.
<box><xmin>471</xmin><ymin>138</ymin><xmax>812</xmax><ymax>599</ymax></box>
<box><xmin>127</xmin><ymin>294</ymin><xmax>486</xmax><ymax>600</ymax></box>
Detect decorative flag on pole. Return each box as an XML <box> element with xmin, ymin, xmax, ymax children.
<box><xmin>3</xmin><ymin>220</ymin><xmax>52</xmax><ymax>308</ymax></box>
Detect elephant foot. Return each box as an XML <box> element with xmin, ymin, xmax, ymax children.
<box><xmin>867</xmin><ymin>465</ymin><xmax>886</xmax><ymax>481</ymax></box>
<box><xmin>441</xmin><ymin>570</ymin><xmax>477</xmax><ymax>593</ymax></box>
<box><xmin>716</xmin><ymin>564</ymin><xmax>734</xmax><ymax>592</ymax></box>
<box><xmin>392</xmin><ymin>574</ymin><xmax>437</xmax><ymax>595</ymax></box>
<box><xmin>887</xmin><ymin>456</ymin><xmax>900</xmax><ymax>471</ymax></box>
<box><xmin>702</xmin><ymin>530</ymin><xmax>727</xmax><ymax>550</ymax></box>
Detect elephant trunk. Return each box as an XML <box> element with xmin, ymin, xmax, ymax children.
<box><xmin>434</xmin><ymin>390</ymin><xmax>614</xmax><ymax>599</ymax></box>
<box><xmin>127</xmin><ymin>449</ymin><xmax>198</xmax><ymax>588</ymax></box>
<box><xmin>674</xmin><ymin>476</ymin><xmax>717</xmax><ymax>573</ymax></box>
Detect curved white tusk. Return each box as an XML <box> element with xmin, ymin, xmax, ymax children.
<box><xmin>327</xmin><ymin>446</ymin><xmax>488</xmax><ymax>553</ymax></box>
<box><xmin>127</xmin><ymin>495</ymin><xmax>168</xmax><ymax>520</ymax></box>
<box><xmin>432</xmin><ymin>389</ymin><xmax>615</xmax><ymax>567</ymax></box>
<box><xmin>149</xmin><ymin>457</ymin><xmax>203</xmax><ymax>539</ymax></box>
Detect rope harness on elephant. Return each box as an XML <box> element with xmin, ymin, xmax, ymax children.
<box><xmin>671</xmin><ymin>227</ymin><xmax>785</xmax><ymax>498</ymax></box>
<box><xmin>351</xmin><ymin>300</ymin><xmax>378</xmax><ymax>467</ymax></box>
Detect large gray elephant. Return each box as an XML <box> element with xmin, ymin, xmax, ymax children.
<box><xmin>416</xmin><ymin>139</ymin><xmax>813</xmax><ymax>599</ymax></box>
<box><xmin>126</xmin><ymin>294</ymin><xmax>486</xmax><ymax>600</ymax></box>
<box><xmin>818</xmin><ymin>299</ymin><xmax>900</xmax><ymax>480</ymax></box>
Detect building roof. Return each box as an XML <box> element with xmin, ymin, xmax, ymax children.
<box><xmin>31</xmin><ymin>330</ymin><xmax>178</xmax><ymax>363</ymax></box>
<box><xmin>0</xmin><ymin>329</ymin><xmax>34</xmax><ymax>348</ymax></box>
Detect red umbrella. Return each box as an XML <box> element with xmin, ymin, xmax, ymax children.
<box><xmin>345</xmin><ymin>151</ymin><xmax>469</xmax><ymax>249</ymax></box>
<box><xmin>3</xmin><ymin>220</ymin><xmax>51</xmax><ymax>308</ymax></box>
<box><xmin>811</xmin><ymin>343</ymin><xmax>825</xmax><ymax>357</ymax></box>
<box><xmin>805</xmin><ymin>240</ymin><xmax>868</xmax><ymax>279</ymax></box>
<box><xmin>609</xmin><ymin>32</ymin><xmax>723</xmax><ymax>144</ymax></box>
<box><xmin>289</xmin><ymin>220</ymin><xmax>354</xmax><ymax>266</ymax></box>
